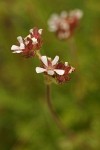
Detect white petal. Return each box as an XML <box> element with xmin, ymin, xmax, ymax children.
<box><xmin>68</xmin><ymin>67</ymin><xmax>75</xmax><ymax>74</ymax></box>
<box><xmin>52</xmin><ymin>56</ymin><xmax>59</xmax><ymax>66</ymax></box>
<box><xmin>48</xmin><ymin>14</ymin><xmax>59</xmax><ymax>32</ymax></box>
<box><xmin>17</xmin><ymin>36</ymin><xmax>23</xmax><ymax>44</ymax></box>
<box><xmin>41</xmin><ymin>56</ymin><xmax>48</xmax><ymax>66</ymax></box>
<box><xmin>12</xmin><ymin>50</ymin><xmax>22</xmax><ymax>53</ymax></box>
<box><xmin>36</xmin><ymin>67</ymin><xmax>46</xmax><ymax>73</ymax></box>
<box><xmin>47</xmin><ymin>70</ymin><xmax>54</xmax><ymax>75</ymax></box>
<box><xmin>25</xmin><ymin>34</ymin><xmax>31</xmax><ymax>39</ymax></box>
<box><xmin>65</xmin><ymin>62</ymin><xmax>68</xmax><ymax>66</ymax></box>
<box><xmin>29</xmin><ymin>29</ymin><xmax>33</xmax><ymax>33</ymax></box>
<box><xmin>54</xmin><ymin>69</ymin><xmax>65</xmax><ymax>75</ymax></box>
<box><xmin>69</xmin><ymin>9</ymin><xmax>83</xmax><ymax>19</ymax></box>
<box><xmin>50</xmin><ymin>14</ymin><xmax>59</xmax><ymax>21</ymax></box>
<box><xmin>60</xmin><ymin>22</ymin><xmax>69</xmax><ymax>30</ymax></box>
<box><xmin>58</xmin><ymin>30</ymin><xmax>70</xmax><ymax>39</ymax></box>
<box><xmin>75</xmin><ymin>9</ymin><xmax>83</xmax><ymax>19</ymax></box>
<box><xmin>38</xmin><ymin>29</ymin><xmax>43</xmax><ymax>35</ymax></box>
<box><xmin>48</xmin><ymin>25</ymin><xmax>58</xmax><ymax>32</ymax></box>
<box><xmin>65</xmin><ymin>31</ymin><xmax>70</xmax><ymax>38</ymax></box>
<box><xmin>20</xmin><ymin>43</ymin><xmax>25</xmax><ymax>49</ymax></box>
<box><xmin>24</xmin><ymin>40</ymin><xmax>29</xmax><ymax>45</ymax></box>
<box><xmin>61</xmin><ymin>11</ymin><xmax>68</xmax><ymax>18</ymax></box>
<box><xmin>32</xmin><ymin>37</ymin><xmax>38</xmax><ymax>44</ymax></box>
<box><xmin>11</xmin><ymin>45</ymin><xmax>20</xmax><ymax>50</ymax></box>
<box><xmin>48</xmin><ymin>57</ymin><xmax>52</xmax><ymax>61</ymax></box>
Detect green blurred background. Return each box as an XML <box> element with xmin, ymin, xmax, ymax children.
<box><xmin>0</xmin><ymin>0</ymin><xmax>100</xmax><ymax>149</ymax></box>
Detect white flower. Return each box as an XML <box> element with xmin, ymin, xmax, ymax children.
<box><xmin>68</xmin><ymin>67</ymin><xmax>75</xmax><ymax>73</ymax></box>
<box><xmin>60</xmin><ymin>21</ymin><xmax>70</xmax><ymax>30</ymax></box>
<box><xmin>58</xmin><ymin>31</ymin><xmax>70</xmax><ymax>39</ymax></box>
<box><xmin>36</xmin><ymin>55</ymin><xmax>65</xmax><ymax>76</ymax></box>
<box><xmin>48</xmin><ymin>14</ymin><xmax>60</xmax><ymax>32</ymax></box>
<box><xmin>69</xmin><ymin>9</ymin><xmax>83</xmax><ymax>19</ymax></box>
<box><xmin>60</xmin><ymin>11</ymin><xmax>68</xmax><ymax>18</ymax></box>
<box><xmin>65</xmin><ymin>62</ymin><xmax>68</xmax><ymax>66</ymax></box>
<box><xmin>29</xmin><ymin>28</ymin><xmax>43</xmax><ymax>35</ymax></box>
<box><xmin>11</xmin><ymin>36</ymin><xmax>25</xmax><ymax>53</ymax></box>
<box><xmin>38</xmin><ymin>29</ymin><xmax>43</xmax><ymax>35</ymax></box>
<box><xmin>28</xmin><ymin>28</ymin><xmax>42</xmax><ymax>44</ymax></box>
<box><xmin>65</xmin><ymin>62</ymin><xmax>75</xmax><ymax>74</ymax></box>
<box><xmin>31</xmin><ymin>37</ymin><xmax>38</xmax><ymax>44</ymax></box>
<box><xmin>29</xmin><ymin>28</ymin><xmax>33</xmax><ymax>33</ymax></box>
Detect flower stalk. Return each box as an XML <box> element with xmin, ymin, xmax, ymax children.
<box><xmin>45</xmin><ymin>82</ymin><xmax>77</xmax><ymax>140</ymax></box>
<box><xmin>46</xmin><ymin>83</ymin><xmax>67</xmax><ymax>134</ymax></box>
<box><xmin>36</xmin><ymin>51</ymin><xmax>42</xmax><ymax>59</ymax></box>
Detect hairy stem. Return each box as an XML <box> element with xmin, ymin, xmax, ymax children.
<box><xmin>46</xmin><ymin>84</ymin><xmax>67</xmax><ymax>134</ymax></box>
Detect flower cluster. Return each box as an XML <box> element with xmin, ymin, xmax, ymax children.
<box><xmin>36</xmin><ymin>55</ymin><xmax>75</xmax><ymax>84</ymax></box>
<box><xmin>48</xmin><ymin>9</ymin><xmax>83</xmax><ymax>40</ymax></box>
<box><xmin>11</xmin><ymin>26</ymin><xmax>75</xmax><ymax>84</ymax></box>
<box><xmin>11</xmin><ymin>27</ymin><xmax>43</xmax><ymax>57</ymax></box>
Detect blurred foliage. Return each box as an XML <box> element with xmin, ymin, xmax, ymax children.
<box><xmin>0</xmin><ymin>0</ymin><xmax>100</xmax><ymax>149</ymax></box>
